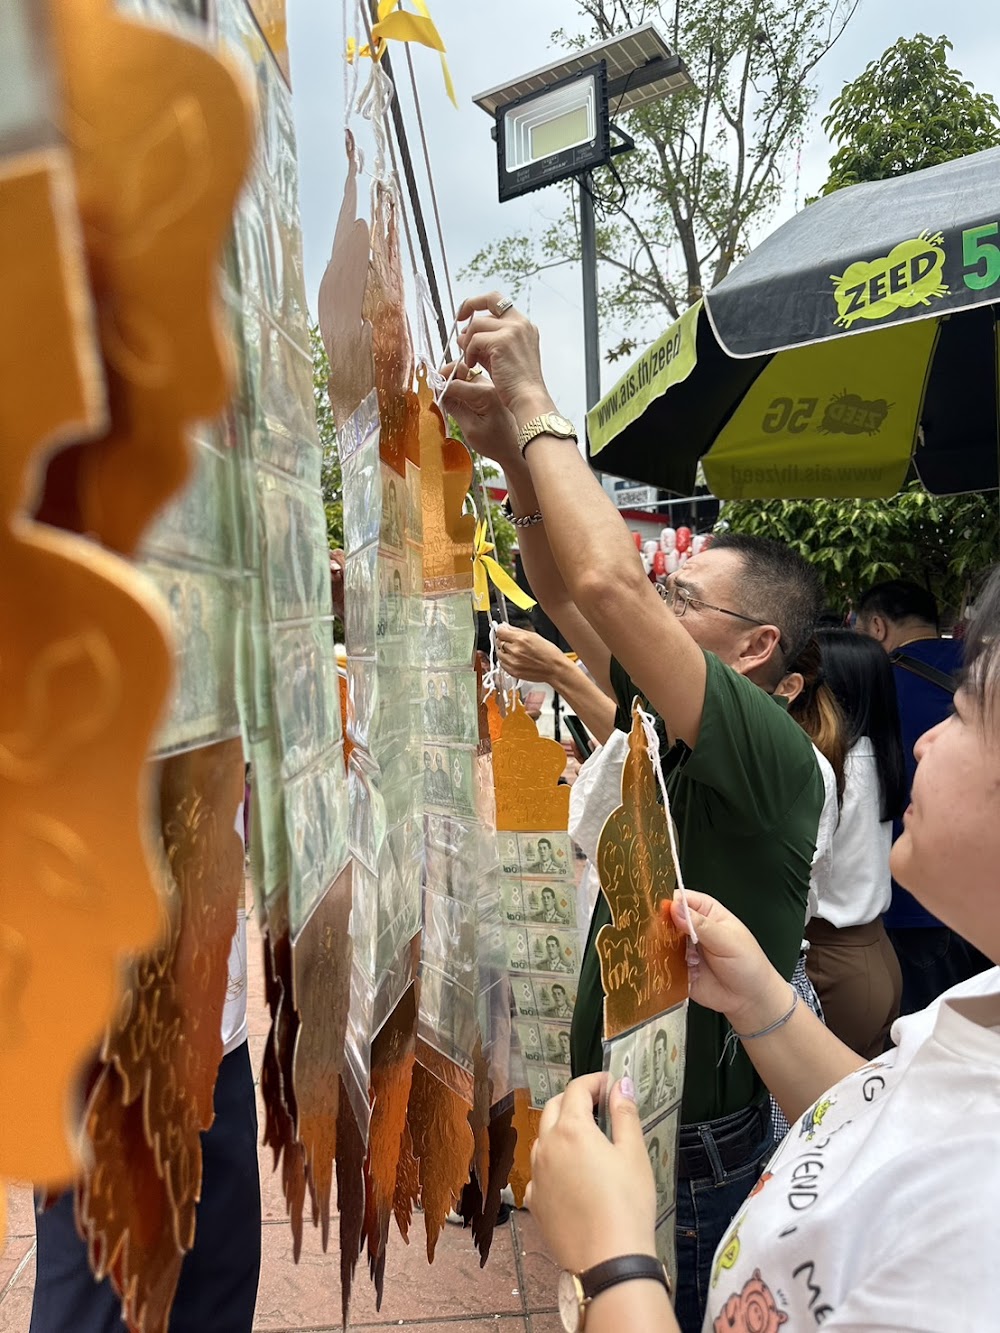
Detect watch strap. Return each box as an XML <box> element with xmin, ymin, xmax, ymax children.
<box><xmin>580</xmin><ymin>1254</ymin><xmax>671</xmax><ymax>1302</ymax></box>
<box><xmin>516</xmin><ymin>413</ymin><xmax>578</xmax><ymax>456</ymax></box>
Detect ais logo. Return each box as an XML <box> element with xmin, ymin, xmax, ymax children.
<box><xmin>831</xmin><ymin>231</ymin><xmax>949</xmax><ymax>329</ymax></box>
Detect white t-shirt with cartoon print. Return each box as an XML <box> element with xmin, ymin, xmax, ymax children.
<box><xmin>702</xmin><ymin>968</ymin><xmax>1000</xmax><ymax>1333</ymax></box>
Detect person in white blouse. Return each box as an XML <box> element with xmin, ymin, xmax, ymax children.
<box><xmin>527</xmin><ymin>563</ymin><xmax>1000</xmax><ymax>1333</ymax></box>
<box><xmin>805</xmin><ymin>630</ymin><xmax>908</xmax><ymax>1059</ymax></box>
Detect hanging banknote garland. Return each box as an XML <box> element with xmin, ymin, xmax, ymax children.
<box><xmin>214</xmin><ymin>0</ymin><xmax>353</xmax><ymax>1268</ymax></box>
<box><xmin>1</xmin><ymin>0</ymin><xmax>699</xmax><ymax>1322</ymax></box>
<box><xmin>597</xmin><ymin>703</ymin><xmax>690</xmax><ymax>1294</ymax></box>
<box><xmin>490</xmin><ymin>700</ymin><xmax>576</xmax><ymax>1204</ymax></box>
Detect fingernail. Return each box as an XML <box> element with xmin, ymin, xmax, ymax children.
<box><xmin>619</xmin><ymin>1076</ymin><xmax>636</xmax><ymax>1102</ymax></box>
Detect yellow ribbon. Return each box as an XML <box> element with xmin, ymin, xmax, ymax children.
<box><xmin>346</xmin><ymin>0</ymin><xmax>457</xmax><ymax>107</ymax></box>
<box><xmin>473</xmin><ymin>520</ymin><xmax>535</xmax><ymax>613</ymax></box>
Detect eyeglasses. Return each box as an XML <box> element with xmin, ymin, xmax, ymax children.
<box><xmin>658</xmin><ymin>581</ymin><xmax>786</xmax><ymax>656</ymax></box>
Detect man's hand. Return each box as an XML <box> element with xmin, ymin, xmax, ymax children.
<box><xmin>455</xmin><ymin>293</ymin><xmax>556</xmax><ymax>426</ymax></box>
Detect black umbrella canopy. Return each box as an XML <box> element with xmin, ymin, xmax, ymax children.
<box><xmin>705</xmin><ymin>145</ymin><xmax>1000</xmax><ymax>357</ymax></box>
<box><xmin>587</xmin><ymin>147</ymin><xmax>1000</xmax><ymax>497</ymax></box>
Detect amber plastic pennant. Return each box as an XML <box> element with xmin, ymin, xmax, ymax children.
<box><xmin>596</xmin><ymin>703</ymin><xmax>688</xmax><ymax>1040</ymax></box>
<box><xmin>46</xmin><ymin>0</ymin><xmax>254</xmax><ymax>556</ymax></box>
<box><xmin>0</xmin><ymin>136</ymin><xmax>174</xmax><ymax>1198</ymax></box>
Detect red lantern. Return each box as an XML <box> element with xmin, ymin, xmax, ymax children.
<box><xmin>676</xmin><ymin>526</ymin><xmax>692</xmax><ymax>553</ymax></box>
<box><xmin>652</xmin><ymin>550</ymin><xmax>667</xmax><ymax>576</ymax></box>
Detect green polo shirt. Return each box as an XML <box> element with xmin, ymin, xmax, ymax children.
<box><xmin>569</xmin><ymin>649</ymin><xmax>822</xmax><ymax>1125</ymax></box>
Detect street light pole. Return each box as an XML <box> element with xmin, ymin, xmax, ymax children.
<box><xmin>578</xmin><ymin>172</ymin><xmax>602</xmax><ymax>411</ymax></box>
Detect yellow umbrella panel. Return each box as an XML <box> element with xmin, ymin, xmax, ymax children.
<box><xmin>703</xmin><ymin>317</ymin><xmax>940</xmax><ymax>500</ymax></box>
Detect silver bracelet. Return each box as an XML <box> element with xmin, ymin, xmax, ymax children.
<box><xmin>731</xmin><ymin>986</ymin><xmax>798</xmax><ymax>1041</ymax></box>
<box><xmin>499</xmin><ymin>495</ymin><xmax>544</xmax><ymax>528</ymax></box>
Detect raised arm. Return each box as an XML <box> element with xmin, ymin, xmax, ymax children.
<box><xmin>444</xmin><ymin>368</ymin><xmax>613</xmax><ymax>694</ymax></box>
<box><xmin>453</xmin><ymin>296</ymin><xmax>708</xmax><ymax>748</ymax></box>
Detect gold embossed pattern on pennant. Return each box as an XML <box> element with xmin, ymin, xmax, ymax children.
<box><xmin>492</xmin><ymin>702</ymin><xmax>570</xmax><ymax>832</ymax></box>
<box><xmin>596</xmin><ymin>704</ymin><xmax>688</xmax><ymax>1040</ymax></box>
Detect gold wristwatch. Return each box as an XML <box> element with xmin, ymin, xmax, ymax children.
<box><xmin>516</xmin><ymin>411</ymin><xmax>577</xmax><ymax>456</ymax></box>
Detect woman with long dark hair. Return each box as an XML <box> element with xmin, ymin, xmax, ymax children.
<box><xmin>804</xmin><ymin>629</ymin><xmax>908</xmax><ymax>1059</ymax></box>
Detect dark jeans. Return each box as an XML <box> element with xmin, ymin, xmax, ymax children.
<box><xmin>31</xmin><ymin>1041</ymin><xmax>261</xmax><ymax>1333</ymax></box>
<box><xmin>888</xmin><ymin>926</ymin><xmax>992</xmax><ymax>1017</ymax></box>
<box><xmin>673</xmin><ymin>1102</ymin><xmax>774</xmax><ymax>1333</ymax></box>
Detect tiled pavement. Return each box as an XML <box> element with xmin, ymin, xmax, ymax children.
<box><xmin>0</xmin><ymin>897</ymin><xmax>564</xmax><ymax>1332</ymax></box>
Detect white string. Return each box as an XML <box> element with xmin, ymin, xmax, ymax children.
<box><xmin>481</xmin><ymin>620</ymin><xmax>519</xmax><ymax>712</ymax></box>
<box><xmin>635</xmin><ymin>705</ymin><xmax>697</xmax><ymax>950</ymax></box>
<box><xmin>430</xmin><ymin>314</ymin><xmax>462</xmax><ymax>406</ymax></box>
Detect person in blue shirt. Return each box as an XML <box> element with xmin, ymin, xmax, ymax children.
<box><xmin>856</xmin><ymin>579</ymin><xmax>990</xmax><ymax>1011</ymax></box>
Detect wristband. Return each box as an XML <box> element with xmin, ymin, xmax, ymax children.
<box><xmin>731</xmin><ymin>985</ymin><xmax>798</xmax><ymax>1041</ymax></box>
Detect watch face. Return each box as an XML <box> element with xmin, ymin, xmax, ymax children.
<box><xmin>547</xmin><ymin>413</ymin><xmax>575</xmax><ymax>437</ymax></box>
<box><xmin>557</xmin><ymin>1271</ymin><xmax>582</xmax><ymax>1333</ymax></box>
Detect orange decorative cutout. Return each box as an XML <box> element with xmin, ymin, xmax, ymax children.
<box><xmin>291</xmin><ymin>863</ymin><xmax>353</xmax><ymax>1252</ymax></box>
<box><xmin>417</xmin><ymin>369</ymin><xmax>475</xmax><ymax>589</ymax></box>
<box><xmin>0</xmin><ymin>141</ymin><xmax>171</xmax><ymax>1192</ymax></box>
<box><xmin>509</xmin><ymin>1089</ymin><xmax>541</xmax><ymax>1209</ymax></box>
<box><xmin>317</xmin><ymin>132</ymin><xmax>375</xmax><ymax>433</ymax></box>
<box><xmin>263</xmin><ymin>913</ymin><xmax>308</xmax><ymax>1260</ymax></box>
<box><xmin>77</xmin><ymin>738</ymin><xmax>245</xmax><ymax>1333</ymax></box>
<box><xmin>336</xmin><ymin>1076</ymin><xmax>368</xmax><ymax>1329</ymax></box>
<box><xmin>460</xmin><ymin>1042</ymin><xmax>517</xmax><ymax>1266</ymax></box>
<box><xmin>492</xmin><ymin>701</ymin><xmax>570</xmax><ymax>831</ymax></box>
<box><xmin>46</xmin><ymin>0</ymin><xmax>254</xmax><ymax>555</ymax></box>
<box><xmin>595</xmin><ymin>704</ymin><xmax>688</xmax><ymax>1040</ymax></box>
<box><xmin>364</xmin><ymin>984</ymin><xmax>417</xmax><ymax>1306</ymax></box>
<box><xmin>408</xmin><ymin>1048</ymin><xmax>475</xmax><ymax>1262</ymax></box>
<box><xmin>362</xmin><ymin>182</ymin><xmax>419</xmax><ymax>476</ymax></box>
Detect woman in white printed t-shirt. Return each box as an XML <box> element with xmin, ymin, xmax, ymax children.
<box><xmin>525</xmin><ymin>564</ymin><xmax>1000</xmax><ymax>1333</ymax></box>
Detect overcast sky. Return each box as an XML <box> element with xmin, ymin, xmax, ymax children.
<box><xmin>287</xmin><ymin>1</ymin><xmax>998</xmax><ymax>436</ymax></box>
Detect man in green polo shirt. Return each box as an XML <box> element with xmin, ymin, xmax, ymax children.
<box><xmin>446</xmin><ymin>293</ymin><xmax>824</xmax><ymax>1333</ymax></box>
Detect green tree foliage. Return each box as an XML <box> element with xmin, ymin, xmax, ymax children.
<box><xmin>310</xmin><ymin>323</ymin><xmax>344</xmax><ymax>550</ymax></box>
<box><xmin>462</xmin><ymin>0</ymin><xmax>859</xmax><ymax>359</ymax></box>
<box><xmin>822</xmin><ymin>33</ymin><xmax>1000</xmax><ymax>194</ymax></box>
<box><xmin>720</xmin><ymin>485</ymin><xmax>999</xmax><ymax>619</ymax></box>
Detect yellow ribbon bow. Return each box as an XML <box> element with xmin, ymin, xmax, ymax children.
<box><xmin>473</xmin><ymin>520</ymin><xmax>535</xmax><ymax>613</ymax></box>
<box><xmin>346</xmin><ymin>0</ymin><xmax>457</xmax><ymax>108</ymax></box>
